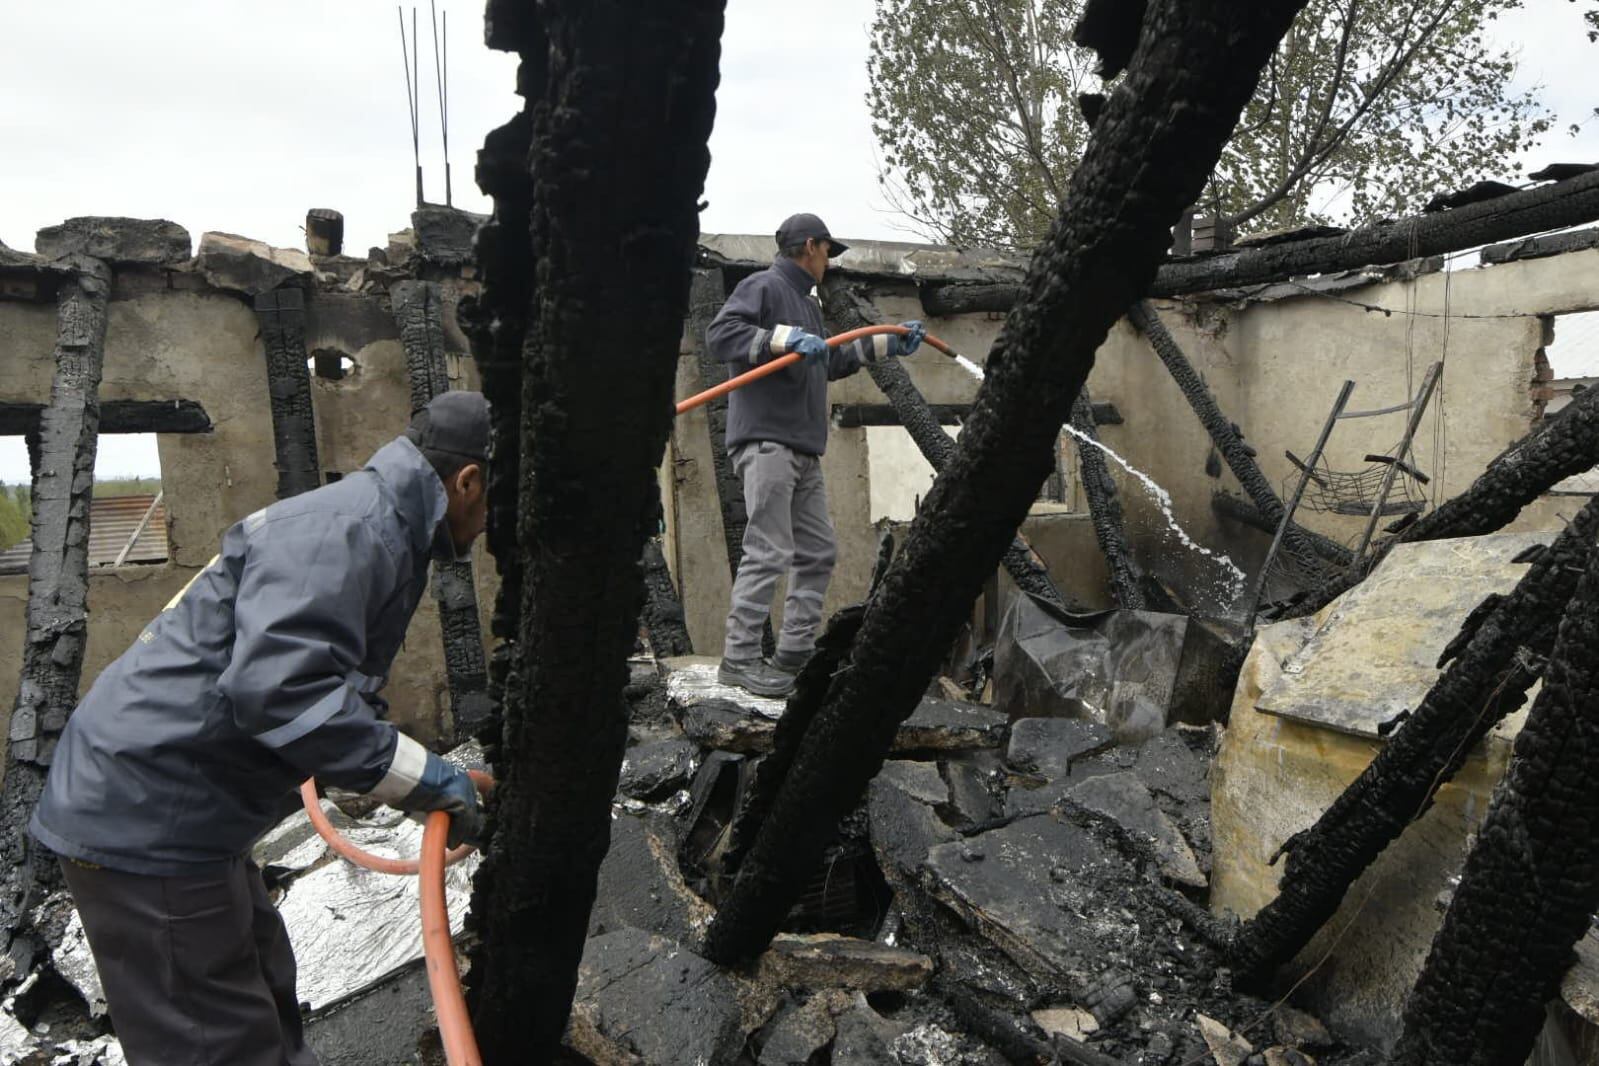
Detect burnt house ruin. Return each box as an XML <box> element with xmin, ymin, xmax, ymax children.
<box><xmin>6</xmin><ymin>1</ymin><xmax>1599</xmax><ymax>1064</ymax></box>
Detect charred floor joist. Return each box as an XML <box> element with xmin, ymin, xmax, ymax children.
<box><xmin>0</xmin><ymin>255</ymin><xmax>111</xmax><ymax>961</ymax></box>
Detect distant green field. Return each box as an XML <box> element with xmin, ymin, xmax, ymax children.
<box><xmin>93</xmin><ymin>477</ymin><xmax>163</xmax><ymax>498</ymax></box>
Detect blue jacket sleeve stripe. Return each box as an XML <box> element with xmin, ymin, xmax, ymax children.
<box><xmin>251</xmin><ymin>682</ymin><xmax>359</xmax><ymax>750</ymax></box>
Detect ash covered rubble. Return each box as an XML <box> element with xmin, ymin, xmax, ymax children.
<box><xmin>549</xmin><ymin>630</ymin><xmax>1376</xmax><ymax>1066</ymax></box>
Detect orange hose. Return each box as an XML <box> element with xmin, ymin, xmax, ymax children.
<box><xmin>301</xmin><ymin>771</ymin><xmax>492</xmax><ymax>1066</ymax></box>
<box><xmin>675</xmin><ymin>324</ymin><xmax>961</xmax><ymax>415</ymax></box>
<box><xmin>422</xmin><ymin>810</ymin><xmax>480</xmax><ymax>1066</ymax></box>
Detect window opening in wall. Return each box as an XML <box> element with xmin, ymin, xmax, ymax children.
<box><xmin>1541</xmin><ymin>310</ymin><xmax>1599</xmax><ymax>495</ymax></box>
<box><xmin>0</xmin><ymin>437</ymin><xmax>32</xmax><ymax>558</ymax></box>
<box><xmin>865</xmin><ymin>425</ymin><xmax>957</xmax><ymax>524</ymax></box>
<box><xmin>1</xmin><ymin>432</ymin><xmax>171</xmax><ymax>575</ymax></box>
<box><xmin>309</xmin><ymin>349</ymin><xmax>357</xmax><ymax>381</ymax></box>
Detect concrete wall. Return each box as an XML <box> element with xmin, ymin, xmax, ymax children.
<box><xmin>0</xmin><ymin>265</ymin><xmax>492</xmax><ymax>750</ymax></box>
<box><xmin>667</xmin><ymin>245</ymin><xmax>1599</xmax><ymax>648</ymax></box>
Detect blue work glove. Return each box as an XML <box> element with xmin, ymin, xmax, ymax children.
<box><xmin>785</xmin><ymin>329</ymin><xmax>831</xmax><ymax>365</ymax></box>
<box><xmin>862</xmin><ymin>320</ymin><xmax>927</xmax><ymax>362</ymax></box>
<box><xmin>898</xmin><ymin>320</ymin><xmax>927</xmax><ymax>356</ymax></box>
<box><xmin>399</xmin><ymin>752</ymin><xmax>485</xmax><ymax>849</ymax></box>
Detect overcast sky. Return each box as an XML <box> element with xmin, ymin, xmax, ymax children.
<box><xmin>2</xmin><ymin>1</ymin><xmax>1596</xmax><ymax>484</ymax></box>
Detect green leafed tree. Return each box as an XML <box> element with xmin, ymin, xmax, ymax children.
<box><xmin>869</xmin><ymin>0</ymin><xmax>1551</xmax><ymax>248</ymax></box>
<box><xmin>0</xmin><ymin>487</ymin><xmax>29</xmax><ymax>552</ymax></box>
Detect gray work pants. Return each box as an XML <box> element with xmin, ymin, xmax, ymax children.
<box><xmin>59</xmin><ymin>855</ymin><xmax>316</xmax><ymax>1066</ymax></box>
<box><xmin>723</xmin><ymin>441</ymin><xmax>837</xmax><ymax>660</ymax></box>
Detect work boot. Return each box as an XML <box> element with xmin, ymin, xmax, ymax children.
<box><xmin>768</xmin><ymin>646</ymin><xmax>813</xmax><ymax>677</ymax></box>
<box><xmin>718</xmin><ymin>656</ymin><xmax>796</xmax><ymax>698</ymax></box>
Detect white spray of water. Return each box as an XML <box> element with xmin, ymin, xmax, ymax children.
<box><xmin>950</xmin><ymin>354</ymin><xmax>1246</xmax><ymax>607</ymax></box>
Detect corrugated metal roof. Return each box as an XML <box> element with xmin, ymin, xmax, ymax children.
<box><xmin>0</xmin><ymin>493</ymin><xmax>167</xmax><ymax>576</ymax></box>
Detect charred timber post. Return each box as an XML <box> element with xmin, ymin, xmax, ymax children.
<box><xmin>1231</xmin><ymin>495</ymin><xmax>1599</xmax><ymax>983</ymax></box>
<box><xmin>687</xmin><ymin>266</ymin><xmax>774</xmax><ymax>656</ymax></box>
<box><xmin>463</xmin><ymin>2</ymin><xmax>724</xmax><ymax>1059</ymax></box>
<box><xmin>1069</xmin><ymin>387</ymin><xmax>1144</xmax><ymax>609</ymax></box>
<box><xmin>1279</xmin><ymin>381</ymin><xmax>1599</xmax><ymax>620</ymax></box>
<box><xmin>391</xmin><ymin>280</ymin><xmax>492</xmax><ymax>745</ymax></box>
<box><xmin>818</xmin><ymin>279</ymin><xmax>1081</xmax><ymax>614</ymax></box>
<box><xmin>1127</xmin><ymin>299</ymin><xmax>1329</xmax><ymax>579</ymax></box>
<box><xmin>456</xmin><ymin>92</ymin><xmax>537</xmax><ymax>762</ymax></box>
<box><xmin>253</xmin><ymin>288</ymin><xmax>321</xmax><ymax>499</ymax></box>
<box><xmin>920</xmin><ymin>169</ymin><xmax>1599</xmax><ymax>314</ymax></box>
<box><xmin>0</xmin><ymin>255</ymin><xmax>111</xmax><ymax>950</ymax></box>
<box><xmin>702</xmin><ymin>0</ymin><xmax>1312</xmax><ymax>964</ymax></box>
<box><xmin>1391</xmin><ymin>538</ymin><xmax>1599</xmax><ymax>1066</ymax></box>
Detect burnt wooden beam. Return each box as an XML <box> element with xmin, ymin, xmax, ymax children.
<box><xmin>1231</xmin><ymin>497</ymin><xmax>1599</xmax><ymax>985</ymax></box>
<box><xmin>253</xmin><ymin>288</ymin><xmax>321</xmax><ymax>499</ymax></box>
<box><xmin>0</xmin><ymin>255</ymin><xmax>111</xmax><ymax>955</ymax></box>
<box><xmin>833</xmin><ymin>400</ymin><xmax>1121</xmax><ymax>429</ymax></box>
<box><xmin>832</xmin><ymin>402</ymin><xmax>970</xmax><ymax>428</ymax></box>
<box><xmin>391</xmin><ymin>280</ymin><xmax>492</xmax><ymax>746</ymax></box>
<box><xmin>920</xmin><ymin>170</ymin><xmax>1599</xmax><ymax>315</ymax></box>
<box><xmin>703</xmin><ymin>0</ymin><xmax>1312</xmax><ymax>964</ymax></box>
<box><xmin>1391</xmin><ymin>525</ymin><xmax>1599</xmax><ymax>1066</ymax></box>
<box><xmin>0</xmin><ymin>399</ymin><xmax>211</xmax><ymax>437</ymax></box>
<box><xmin>687</xmin><ymin>266</ymin><xmax>773</xmax><ymax>656</ymax></box>
<box><xmin>819</xmin><ymin>279</ymin><xmax>1082</xmax><ymax>614</ymax></box>
<box><xmin>1209</xmin><ymin>490</ymin><xmax>1352</xmax><ymax>567</ymax></box>
<box><xmin>1128</xmin><ymin>299</ymin><xmax>1331</xmax><ymax>581</ymax></box>
<box><xmin>1069</xmin><ymin>387</ymin><xmax>1144</xmax><ymax>608</ymax></box>
<box><xmin>463</xmin><ymin>2</ymin><xmax>724</xmax><ymax>1058</ymax></box>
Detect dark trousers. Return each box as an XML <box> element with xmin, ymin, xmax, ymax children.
<box><xmin>60</xmin><ymin>856</ymin><xmax>317</xmax><ymax>1066</ymax></box>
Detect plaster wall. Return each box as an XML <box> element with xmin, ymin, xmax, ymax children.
<box><xmin>0</xmin><ymin>274</ymin><xmax>492</xmax><ymax>750</ymax></box>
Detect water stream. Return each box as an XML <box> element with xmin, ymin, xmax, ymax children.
<box><xmin>949</xmin><ymin>355</ymin><xmax>1246</xmax><ymax>608</ymax></box>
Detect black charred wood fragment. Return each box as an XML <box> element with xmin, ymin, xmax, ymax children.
<box><xmin>253</xmin><ymin>287</ymin><xmax>321</xmax><ymax>500</ymax></box>
<box><xmin>1070</xmin><ymin>388</ymin><xmax>1145</xmax><ymax>609</ymax></box>
<box><xmin>641</xmin><ymin>533</ymin><xmax>693</xmax><ymax>658</ymax></box>
<box><xmin>1230</xmin><ymin>495</ymin><xmax>1599</xmax><ymax>984</ymax></box>
<box><xmin>1280</xmin><ymin>382</ymin><xmax>1599</xmax><ymax>620</ymax></box>
<box><xmin>919</xmin><ymin>281</ymin><xmax>1024</xmax><ymax>317</ymax></box>
<box><xmin>1078</xmin><ymin>92</ymin><xmax>1106</xmax><ymax>129</ymax></box>
<box><xmin>1423</xmin><ymin>180</ymin><xmax>1520</xmax><ymax>214</ymax></box>
<box><xmin>702</xmin><ymin>0</ymin><xmax>1312</xmax><ymax>965</ymax></box>
<box><xmin>818</xmin><ymin>278</ymin><xmax>1083</xmax><ymax>614</ymax></box>
<box><xmin>1529</xmin><ymin>163</ymin><xmax>1598</xmax><ymax>182</ymax></box>
<box><xmin>0</xmin><ymin>256</ymin><xmax>110</xmax><ymax>949</ymax></box>
<box><xmin>1479</xmin><ymin>224</ymin><xmax>1599</xmax><ymax>265</ymax></box>
<box><xmin>1391</xmin><ymin>535</ymin><xmax>1599</xmax><ymax>1066</ymax></box>
<box><xmin>1073</xmin><ymin>0</ymin><xmax>1148</xmax><ymax>79</ymax></box>
<box><xmin>463</xmin><ymin>2</ymin><xmax>725</xmax><ymax>1058</ymax></box>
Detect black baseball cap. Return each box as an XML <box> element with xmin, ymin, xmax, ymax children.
<box><xmin>776</xmin><ymin>213</ymin><xmax>848</xmax><ymax>257</ymax></box>
<box><xmin>406</xmin><ymin>391</ymin><xmax>490</xmax><ymax>464</ymax></box>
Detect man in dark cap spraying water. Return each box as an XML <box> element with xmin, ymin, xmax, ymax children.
<box><xmin>31</xmin><ymin>392</ymin><xmax>493</xmax><ymax>1065</ymax></box>
<box><xmin>707</xmin><ymin>214</ymin><xmax>925</xmax><ymax>697</ymax></box>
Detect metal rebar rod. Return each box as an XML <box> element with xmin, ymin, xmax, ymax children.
<box><xmin>1349</xmin><ymin>361</ymin><xmax>1442</xmax><ymax>570</ymax></box>
<box><xmin>1246</xmin><ymin>381</ymin><xmax>1353</xmax><ymax>627</ymax></box>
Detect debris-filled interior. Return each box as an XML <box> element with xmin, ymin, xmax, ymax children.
<box><xmin>6</xmin><ymin>1</ymin><xmax>1599</xmax><ymax>1064</ymax></box>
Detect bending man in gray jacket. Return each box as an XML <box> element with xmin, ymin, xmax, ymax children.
<box><xmin>31</xmin><ymin>391</ymin><xmax>492</xmax><ymax>1066</ymax></box>
<box><xmin>708</xmin><ymin>213</ymin><xmax>924</xmax><ymax>697</ymax></box>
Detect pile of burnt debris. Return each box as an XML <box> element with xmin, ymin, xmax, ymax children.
<box><xmin>530</xmin><ymin>636</ymin><xmax>1372</xmax><ymax>1066</ymax></box>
